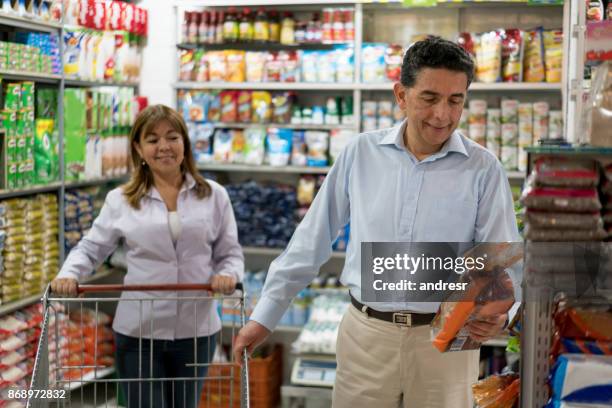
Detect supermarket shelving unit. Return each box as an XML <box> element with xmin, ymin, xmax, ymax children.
<box><xmin>0</xmin><ymin>14</ymin><xmax>136</xmax><ymax>315</ymax></box>
<box><xmin>175</xmin><ymin>1</ymin><xmax>563</xmax><ymax>402</ymax></box>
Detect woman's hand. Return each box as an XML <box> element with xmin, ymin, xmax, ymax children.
<box><xmin>210</xmin><ymin>275</ymin><xmax>236</xmax><ymax>295</ymax></box>
<box><xmin>50</xmin><ymin>278</ymin><xmax>78</xmax><ymax>297</ymax></box>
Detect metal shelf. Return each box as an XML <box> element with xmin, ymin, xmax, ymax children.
<box><xmin>360</xmin><ymin>82</ymin><xmax>562</xmax><ymax>92</ymax></box>
<box><xmin>525</xmin><ymin>146</ymin><xmax>612</xmax><ymax>155</ymax></box>
<box><xmin>0</xmin><ymin>181</ymin><xmax>62</xmax><ymax>200</ymax></box>
<box><xmin>212</xmin><ymin>122</ymin><xmax>356</xmax><ymax>131</ymax></box>
<box><xmin>0</xmin><ymin>69</ymin><xmax>62</xmax><ymax>83</ymax></box>
<box><xmin>64</xmin><ymin>78</ymin><xmax>139</xmax><ymax>88</ymax></box>
<box><xmin>198</xmin><ymin>163</ymin><xmax>331</xmax><ymax>174</ymax></box>
<box><xmin>0</xmin><ymin>268</ymin><xmax>119</xmax><ymax>317</ymax></box>
<box><xmin>0</xmin><ymin>13</ymin><xmax>62</xmax><ymax>32</ymax></box>
<box><xmin>64</xmin><ymin>175</ymin><xmax>129</xmax><ymax>189</ymax></box>
<box><xmin>175</xmin><ymin>81</ymin><xmax>356</xmax><ymax>91</ymax></box>
<box><xmin>243</xmin><ymin>246</ymin><xmax>346</xmax><ymax>259</ymax></box>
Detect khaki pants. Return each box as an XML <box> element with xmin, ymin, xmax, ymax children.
<box><xmin>332</xmin><ymin>305</ymin><xmax>479</xmax><ymax>408</ymax></box>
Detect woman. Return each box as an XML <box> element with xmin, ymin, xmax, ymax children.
<box><xmin>52</xmin><ymin>105</ymin><xmax>244</xmax><ymax>408</ymax></box>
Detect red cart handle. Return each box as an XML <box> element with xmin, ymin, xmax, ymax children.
<box><xmin>76</xmin><ymin>282</ymin><xmax>244</xmax><ymax>294</ymax></box>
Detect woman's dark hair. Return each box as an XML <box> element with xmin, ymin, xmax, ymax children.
<box><xmin>400</xmin><ymin>36</ymin><xmax>475</xmax><ymax>88</ymax></box>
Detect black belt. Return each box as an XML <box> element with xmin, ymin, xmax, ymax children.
<box><xmin>350</xmin><ymin>294</ymin><xmax>436</xmax><ymax>327</ymax></box>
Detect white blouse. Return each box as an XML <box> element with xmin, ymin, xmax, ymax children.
<box><xmin>57</xmin><ymin>174</ymin><xmax>244</xmax><ymax>340</ymax></box>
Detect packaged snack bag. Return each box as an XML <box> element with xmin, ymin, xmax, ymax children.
<box><xmin>475</xmin><ymin>31</ymin><xmax>502</xmax><ymax>83</ymax></box>
<box><xmin>543</xmin><ymin>29</ymin><xmax>563</xmax><ymax>83</ymax></box>
<box><xmin>523</xmin><ymin>28</ymin><xmax>546</xmax><ymax>82</ymax></box>
<box><xmin>431</xmin><ymin>243</ymin><xmax>522</xmax><ymax>352</ymax></box>
<box><xmin>501</xmin><ymin>29</ymin><xmax>524</xmax><ymax>82</ymax></box>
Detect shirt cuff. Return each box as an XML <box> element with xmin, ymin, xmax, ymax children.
<box><xmin>249</xmin><ymin>296</ymin><xmax>290</xmax><ymax>332</ymax></box>
<box><xmin>55</xmin><ymin>270</ymin><xmax>81</xmax><ymax>281</ymax></box>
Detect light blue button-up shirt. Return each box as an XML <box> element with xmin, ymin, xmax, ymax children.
<box><xmin>250</xmin><ymin>120</ymin><xmax>521</xmax><ymax>331</ymax></box>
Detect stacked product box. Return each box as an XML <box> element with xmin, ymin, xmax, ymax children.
<box><xmin>0</xmin><ymin>194</ymin><xmax>59</xmax><ymax>304</ymax></box>
<box><xmin>0</xmin><ymin>34</ymin><xmax>61</xmax><ymax>75</ymax></box>
<box><xmin>2</xmin><ymin>82</ymin><xmax>35</xmax><ymax>190</ymax></box>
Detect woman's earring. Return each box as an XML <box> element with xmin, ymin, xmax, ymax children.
<box><xmin>141</xmin><ymin>160</ymin><xmax>146</xmax><ymax>166</ymax></box>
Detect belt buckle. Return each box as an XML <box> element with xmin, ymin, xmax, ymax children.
<box><xmin>392</xmin><ymin>312</ymin><xmax>412</xmax><ymax>327</ymax></box>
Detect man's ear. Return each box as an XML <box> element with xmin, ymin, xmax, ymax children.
<box><xmin>393</xmin><ymin>82</ymin><xmax>408</xmax><ymax>110</ymax></box>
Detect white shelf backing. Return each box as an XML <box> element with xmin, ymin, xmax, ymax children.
<box><xmin>0</xmin><ymin>69</ymin><xmax>62</xmax><ymax>83</ymax></box>
<box><xmin>174</xmin><ymin>82</ymin><xmax>356</xmax><ymax>91</ymax></box>
<box><xmin>0</xmin><ymin>13</ymin><xmax>61</xmax><ymax>32</ymax></box>
<box><xmin>212</xmin><ymin>122</ymin><xmax>356</xmax><ymax>131</ymax></box>
<box><xmin>198</xmin><ymin>163</ymin><xmax>331</xmax><ymax>174</ymax></box>
<box><xmin>360</xmin><ymin>82</ymin><xmax>562</xmax><ymax>92</ymax></box>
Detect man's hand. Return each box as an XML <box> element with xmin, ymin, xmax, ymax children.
<box><xmin>50</xmin><ymin>278</ymin><xmax>78</xmax><ymax>297</ymax></box>
<box><xmin>465</xmin><ymin>313</ymin><xmax>507</xmax><ymax>343</ymax></box>
<box><xmin>210</xmin><ymin>275</ymin><xmax>236</xmax><ymax>295</ymax></box>
<box><xmin>233</xmin><ymin>321</ymin><xmax>271</xmax><ymax>367</ymax></box>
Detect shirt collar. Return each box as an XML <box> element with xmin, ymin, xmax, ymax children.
<box><xmin>146</xmin><ymin>172</ymin><xmax>197</xmax><ymax>200</ymax></box>
<box><xmin>378</xmin><ymin>119</ymin><xmax>469</xmax><ymax>159</ymax></box>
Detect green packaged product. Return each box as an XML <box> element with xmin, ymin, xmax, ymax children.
<box><xmin>20</xmin><ymin>82</ymin><xmax>34</xmax><ymax>109</ymax></box>
<box><xmin>16</xmin><ymin>161</ymin><xmax>26</xmax><ymax>188</ymax></box>
<box><xmin>16</xmin><ymin>135</ymin><xmax>26</xmax><ymax>161</ymax></box>
<box><xmin>64</xmin><ymin>128</ymin><xmax>85</xmax><ymax>181</ymax></box>
<box><xmin>63</xmin><ymin>88</ymin><xmax>86</xmax><ymax>131</ymax></box>
<box><xmin>34</xmin><ymin>119</ymin><xmax>57</xmax><ymax>184</ymax></box>
<box><xmin>36</xmin><ymin>88</ymin><xmax>58</xmax><ymax>119</ymax></box>
<box><xmin>7</xmin><ymin>161</ymin><xmax>17</xmax><ymax>189</ymax></box>
<box><xmin>5</xmin><ymin>84</ymin><xmax>20</xmax><ymax>110</ymax></box>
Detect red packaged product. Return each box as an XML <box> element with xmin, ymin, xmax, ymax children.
<box><xmin>520</xmin><ymin>186</ymin><xmax>602</xmax><ymax>212</ymax></box>
<box><xmin>457</xmin><ymin>32</ymin><xmax>475</xmax><ymax>57</ymax></box>
<box><xmin>385</xmin><ymin>44</ymin><xmax>403</xmax><ymax>82</ymax></box>
<box><xmin>77</xmin><ymin>0</ymin><xmax>88</xmax><ymax>27</ymax></box>
<box><xmin>332</xmin><ymin>9</ymin><xmax>345</xmax><ymax>42</ymax></box>
<box><xmin>141</xmin><ymin>8</ymin><xmax>149</xmax><ymax>36</ymax></box>
<box><xmin>555</xmin><ymin>306</ymin><xmax>612</xmax><ymax>340</ymax></box>
<box><xmin>501</xmin><ymin>28</ymin><xmax>524</xmax><ymax>82</ymax></box>
<box><xmin>93</xmin><ymin>0</ymin><xmax>107</xmax><ymax>31</ymax></box>
<box><xmin>264</xmin><ymin>52</ymin><xmax>282</xmax><ymax>82</ymax></box>
<box><xmin>237</xmin><ymin>91</ymin><xmax>252</xmax><ymax>123</ymax></box>
<box><xmin>533</xmin><ymin>157</ymin><xmax>599</xmax><ymax>187</ymax></box>
<box><xmin>121</xmin><ymin>2</ymin><xmax>136</xmax><ymax>33</ymax></box>
<box><xmin>343</xmin><ymin>9</ymin><xmax>354</xmax><ymax>41</ymax></box>
<box><xmin>108</xmin><ymin>0</ymin><xmax>122</xmax><ymax>30</ymax></box>
<box><xmin>322</xmin><ymin>9</ymin><xmax>333</xmax><ymax>42</ymax></box>
<box><xmin>220</xmin><ymin>91</ymin><xmax>238</xmax><ymax>123</ymax></box>
<box><xmin>279</xmin><ymin>51</ymin><xmax>299</xmax><ymax>82</ymax></box>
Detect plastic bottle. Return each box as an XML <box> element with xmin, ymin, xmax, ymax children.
<box><xmin>207</xmin><ymin>11</ymin><xmax>217</xmax><ymax>44</ymax></box>
<box><xmin>295</xmin><ymin>21</ymin><xmax>306</xmax><ymax>44</ymax></box>
<box><xmin>322</xmin><ymin>9</ymin><xmax>333</xmax><ymax>43</ymax></box>
<box><xmin>188</xmin><ymin>11</ymin><xmax>199</xmax><ymax>44</ymax></box>
<box><xmin>215</xmin><ymin>11</ymin><xmax>224</xmax><ymax>44</ymax></box>
<box><xmin>238</xmin><ymin>8</ymin><xmax>254</xmax><ymax>42</ymax></box>
<box><xmin>332</xmin><ymin>9</ymin><xmax>344</xmax><ymax>42</ymax></box>
<box><xmin>181</xmin><ymin>11</ymin><xmax>191</xmax><ymax>44</ymax></box>
<box><xmin>268</xmin><ymin>10</ymin><xmax>281</xmax><ymax>43</ymax></box>
<box><xmin>198</xmin><ymin>11</ymin><xmax>208</xmax><ymax>44</ymax></box>
<box><xmin>306</xmin><ymin>12</ymin><xmax>321</xmax><ymax>43</ymax></box>
<box><xmin>223</xmin><ymin>7</ymin><xmax>239</xmax><ymax>42</ymax></box>
<box><xmin>343</xmin><ymin>8</ymin><xmax>354</xmax><ymax>41</ymax></box>
<box><xmin>280</xmin><ymin>12</ymin><xmax>295</xmax><ymax>45</ymax></box>
<box><xmin>253</xmin><ymin>7</ymin><xmax>269</xmax><ymax>42</ymax></box>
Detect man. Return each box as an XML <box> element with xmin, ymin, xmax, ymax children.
<box><xmin>234</xmin><ymin>37</ymin><xmax>519</xmax><ymax>407</ymax></box>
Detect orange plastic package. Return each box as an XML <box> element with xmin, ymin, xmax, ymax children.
<box><xmin>431</xmin><ymin>243</ymin><xmax>522</xmax><ymax>352</ymax></box>
<box><xmin>472</xmin><ymin>374</ymin><xmax>520</xmax><ymax>408</ymax></box>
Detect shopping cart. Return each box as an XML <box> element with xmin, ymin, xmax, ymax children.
<box><xmin>26</xmin><ymin>282</ymin><xmax>249</xmax><ymax>408</ymax></box>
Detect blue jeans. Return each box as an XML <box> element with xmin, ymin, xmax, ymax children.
<box><xmin>114</xmin><ymin>331</ymin><xmax>217</xmax><ymax>408</ymax></box>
